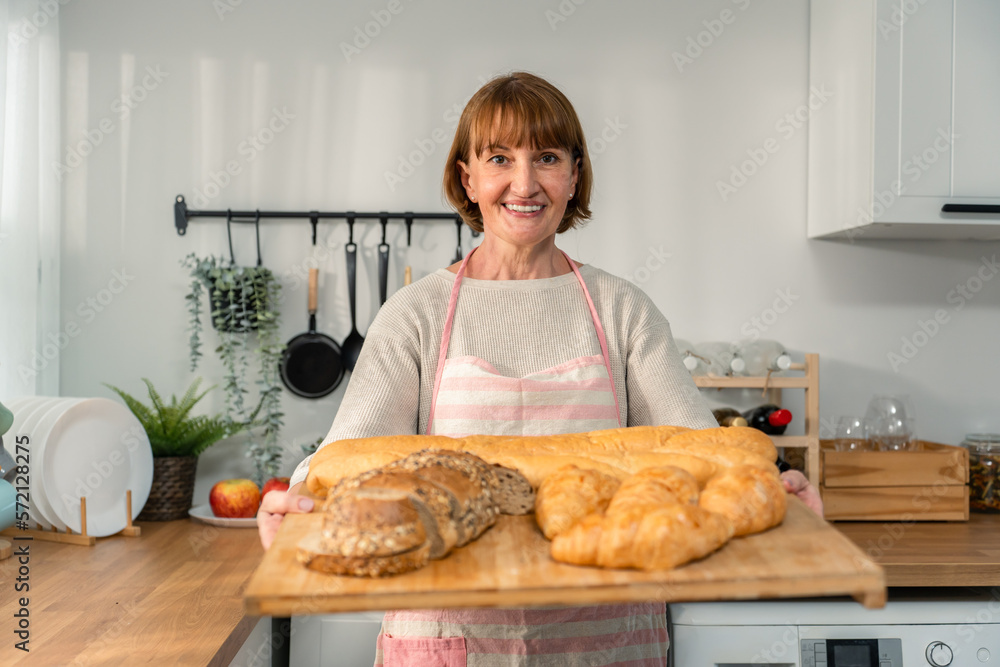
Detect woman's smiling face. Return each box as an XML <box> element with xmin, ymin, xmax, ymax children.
<box><xmin>458</xmin><ymin>143</ymin><xmax>578</xmax><ymax>249</ymax></box>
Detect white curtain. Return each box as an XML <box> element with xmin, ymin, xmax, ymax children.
<box><xmin>0</xmin><ymin>0</ymin><xmax>61</xmax><ymax>398</ymax></box>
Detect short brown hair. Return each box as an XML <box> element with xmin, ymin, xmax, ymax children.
<box><xmin>442</xmin><ymin>72</ymin><xmax>592</xmax><ymax>234</ymax></box>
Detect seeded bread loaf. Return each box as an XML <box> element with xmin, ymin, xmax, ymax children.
<box><xmin>300</xmin><ymin>449</ymin><xmax>535</xmax><ymax>576</ymax></box>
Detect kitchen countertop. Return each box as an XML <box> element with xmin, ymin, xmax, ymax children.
<box><xmin>834</xmin><ymin>512</ymin><xmax>1000</xmax><ymax>587</ymax></box>
<box><xmin>2</xmin><ymin>512</ymin><xmax>997</xmax><ymax>664</ymax></box>
<box><xmin>0</xmin><ymin>519</ymin><xmax>263</xmax><ymax>666</ymax></box>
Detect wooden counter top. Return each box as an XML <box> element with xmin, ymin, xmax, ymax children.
<box><xmin>835</xmin><ymin>512</ymin><xmax>1000</xmax><ymax>587</ymax></box>
<box><xmin>0</xmin><ymin>519</ymin><xmax>263</xmax><ymax>666</ymax></box>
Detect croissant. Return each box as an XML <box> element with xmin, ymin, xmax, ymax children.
<box><xmin>535</xmin><ymin>465</ymin><xmax>621</xmax><ymax>539</ymax></box>
<box><xmin>550</xmin><ymin>504</ymin><xmax>734</xmax><ymax>570</ymax></box>
<box><xmin>605</xmin><ymin>466</ymin><xmax>699</xmax><ymax>516</ymax></box>
<box><xmin>698</xmin><ymin>466</ymin><xmax>787</xmax><ymax>536</ymax></box>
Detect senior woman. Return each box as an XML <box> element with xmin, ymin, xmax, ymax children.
<box><xmin>259</xmin><ymin>71</ymin><xmax>820</xmax><ymax>666</ymax></box>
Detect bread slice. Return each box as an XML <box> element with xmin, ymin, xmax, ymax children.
<box><xmin>320</xmin><ymin>488</ymin><xmax>427</xmax><ymax>558</ymax></box>
<box><xmin>297</xmin><ymin>533</ymin><xmax>430</xmax><ymax>577</ymax></box>
<box><xmin>387</xmin><ymin>450</ymin><xmax>498</xmax><ymax>547</ymax></box>
<box><xmin>351</xmin><ymin>472</ymin><xmax>459</xmax><ymax>559</ymax></box>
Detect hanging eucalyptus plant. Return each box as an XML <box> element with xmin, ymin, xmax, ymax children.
<box><xmin>182</xmin><ymin>252</ymin><xmax>285</xmax><ymax>486</ymax></box>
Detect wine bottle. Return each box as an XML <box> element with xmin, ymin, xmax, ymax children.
<box><xmin>742</xmin><ymin>404</ymin><xmax>792</xmax><ymax>435</ymax></box>
<box><xmin>712</xmin><ymin>408</ymin><xmax>749</xmax><ymax>428</ymax></box>
<box><xmin>739</xmin><ymin>339</ymin><xmax>792</xmax><ymax>376</ymax></box>
<box><xmin>694</xmin><ymin>342</ymin><xmax>747</xmax><ymax>376</ymax></box>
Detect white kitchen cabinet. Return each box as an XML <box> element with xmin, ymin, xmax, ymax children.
<box><xmin>809</xmin><ymin>0</ymin><xmax>1000</xmax><ymax>239</ymax></box>
<box><xmin>289</xmin><ymin>612</ymin><xmax>383</xmax><ymax>667</ymax></box>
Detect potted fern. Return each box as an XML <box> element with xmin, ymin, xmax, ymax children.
<box><xmin>105</xmin><ymin>378</ymin><xmax>243</xmax><ymax>521</ymax></box>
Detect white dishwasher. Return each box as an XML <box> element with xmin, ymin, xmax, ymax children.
<box><xmin>669</xmin><ymin>588</ymin><xmax>1000</xmax><ymax>666</ymax></box>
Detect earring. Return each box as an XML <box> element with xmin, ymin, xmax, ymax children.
<box><xmin>470</xmin><ymin>195</ymin><xmax>476</xmax><ymax>202</ymax></box>
<box><xmin>569</xmin><ymin>193</ymin><xmax>574</xmax><ymax>200</ymax></box>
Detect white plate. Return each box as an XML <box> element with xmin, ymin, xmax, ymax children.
<box><xmin>24</xmin><ymin>398</ymin><xmax>83</xmax><ymax>531</ymax></box>
<box><xmin>35</xmin><ymin>398</ymin><xmax>153</xmax><ymax>537</ymax></box>
<box><xmin>188</xmin><ymin>504</ymin><xmax>259</xmax><ymax>528</ymax></box>
<box><xmin>8</xmin><ymin>397</ymin><xmax>76</xmax><ymax>530</ymax></box>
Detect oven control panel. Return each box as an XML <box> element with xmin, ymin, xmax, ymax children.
<box><xmin>801</xmin><ymin>638</ymin><xmax>903</xmax><ymax>667</ymax></box>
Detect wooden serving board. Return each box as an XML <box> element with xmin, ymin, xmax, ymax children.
<box><xmin>244</xmin><ymin>497</ymin><xmax>886</xmax><ymax>616</ymax></box>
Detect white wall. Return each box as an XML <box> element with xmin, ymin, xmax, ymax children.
<box><xmin>51</xmin><ymin>0</ymin><xmax>1000</xmax><ymax>499</ymax></box>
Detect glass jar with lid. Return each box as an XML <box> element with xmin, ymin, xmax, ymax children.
<box><xmin>963</xmin><ymin>434</ymin><xmax>1000</xmax><ymax>512</ymax></box>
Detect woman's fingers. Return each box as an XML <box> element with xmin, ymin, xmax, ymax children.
<box><xmin>257</xmin><ymin>490</ymin><xmax>315</xmax><ymax>550</ymax></box>
<box><xmin>780</xmin><ymin>470</ymin><xmax>824</xmax><ymax>517</ymax></box>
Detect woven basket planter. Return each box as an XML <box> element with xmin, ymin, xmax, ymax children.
<box><xmin>138</xmin><ymin>456</ymin><xmax>198</xmax><ymax>521</ymax></box>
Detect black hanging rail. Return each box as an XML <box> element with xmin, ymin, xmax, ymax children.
<box><xmin>173</xmin><ymin>194</ymin><xmax>477</xmax><ymax>240</ymax></box>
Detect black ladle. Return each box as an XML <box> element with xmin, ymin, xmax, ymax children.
<box><xmin>341</xmin><ymin>215</ymin><xmax>365</xmax><ymax>372</ymax></box>
<box><xmin>452</xmin><ymin>219</ymin><xmax>464</xmax><ymax>263</ymax></box>
<box><xmin>378</xmin><ymin>214</ymin><xmax>390</xmax><ymax>306</ymax></box>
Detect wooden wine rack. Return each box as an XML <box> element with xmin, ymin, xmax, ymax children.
<box><xmin>693</xmin><ymin>353</ymin><xmax>820</xmax><ymax>483</ymax></box>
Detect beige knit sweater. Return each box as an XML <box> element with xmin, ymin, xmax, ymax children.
<box><xmin>290</xmin><ymin>264</ymin><xmax>716</xmax><ymax>487</ymax></box>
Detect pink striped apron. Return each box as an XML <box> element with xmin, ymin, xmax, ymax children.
<box><xmin>374</xmin><ymin>248</ymin><xmax>668</xmax><ymax>667</ymax></box>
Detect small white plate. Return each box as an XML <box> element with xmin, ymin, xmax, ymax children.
<box><xmin>188</xmin><ymin>504</ymin><xmax>259</xmax><ymax>528</ymax></box>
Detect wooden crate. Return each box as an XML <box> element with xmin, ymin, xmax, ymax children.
<box><xmin>820</xmin><ymin>440</ymin><xmax>969</xmax><ymax>522</ymax></box>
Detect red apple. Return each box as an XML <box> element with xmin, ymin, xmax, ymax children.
<box><xmin>209</xmin><ymin>479</ymin><xmax>261</xmax><ymax>518</ymax></box>
<box><xmin>261</xmin><ymin>476</ymin><xmax>290</xmax><ymax>499</ymax></box>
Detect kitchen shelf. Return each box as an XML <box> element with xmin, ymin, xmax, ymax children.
<box><xmin>693</xmin><ymin>353</ymin><xmax>820</xmax><ymax>483</ymax></box>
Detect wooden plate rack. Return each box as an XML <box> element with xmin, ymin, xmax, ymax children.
<box><xmin>693</xmin><ymin>353</ymin><xmax>820</xmax><ymax>483</ymax></box>
<box><xmin>0</xmin><ymin>489</ymin><xmax>142</xmax><ymax>546</ymax></box>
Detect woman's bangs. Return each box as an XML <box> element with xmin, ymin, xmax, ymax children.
<box><xmin>471</xmin><ymin>96</ymin><xmax>574</xmax><ymax>157</ymax></box>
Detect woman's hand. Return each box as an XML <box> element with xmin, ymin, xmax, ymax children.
<box><xmin>257</xmin><ymin>481</ymin><xmax>314</xmax><ymax>550</ymax></box>
<box><xmin>780</xmin><ymin>470</ymin><xmax>824</xmax><ymax>517</ymax></box>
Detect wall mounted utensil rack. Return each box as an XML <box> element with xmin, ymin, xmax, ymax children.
<box><xmin>173</xmin><ymin>194</ymin><xmax>478</xmax><ymax>245</ymax></box>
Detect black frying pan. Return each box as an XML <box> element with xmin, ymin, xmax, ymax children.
<box><xmin>280</xmin><ymin>268</ymin><xmax>344</xmax><ymax>398</ymax></box>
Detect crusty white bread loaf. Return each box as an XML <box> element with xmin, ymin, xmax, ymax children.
<box><xmin>698</xmin><ymin>466</ymin><xmax>787</xmax><ymax>536</ymax></box>
<box><xmin>535</xmin><ymin>465</ymin><xmax>621</xmax><ymax>540</ymax></box>
<box><xmin>658</xmin><ymin>426</ymin><xmax>777</xmax><ymax>461</ymax></box>
<box><xmin>305</xmin><ymin>425</ymin><xmax>776</xmax><ymax>497</ymax></box>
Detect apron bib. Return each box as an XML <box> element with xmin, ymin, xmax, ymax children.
<box><xmin>376</xmin><ymin>248</ymin><xmax>667</xmax><ymax>667</ymax></box>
